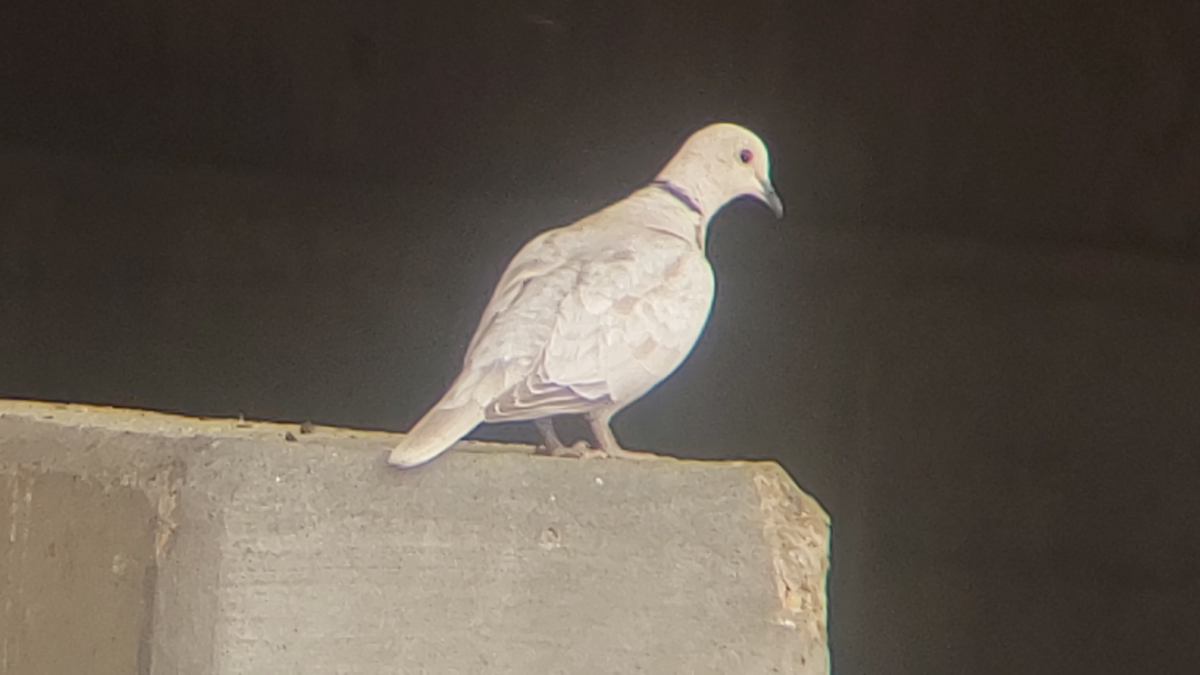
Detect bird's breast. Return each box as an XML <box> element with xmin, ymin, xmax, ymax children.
<box><xmin>598</xmin><ymin>251</ymin><xmax>716</xmax><ymax>403</ymax></box>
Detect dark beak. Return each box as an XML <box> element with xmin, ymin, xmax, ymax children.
<box><xmin>759</xmin><ymin>179</ymin><xmax>784</xmax><ymax>219</ymax></box>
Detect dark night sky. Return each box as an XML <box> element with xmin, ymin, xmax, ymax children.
<box><xmin>2</xmin><ymin>1</ymin><xmax>1199</xmax><ymax>673</ymax></box>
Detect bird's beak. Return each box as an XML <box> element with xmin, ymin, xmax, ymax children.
<box><xmin>758</xmin><ymin>178</ymin><xmax>784</xmax><ymax>219</ymax></box>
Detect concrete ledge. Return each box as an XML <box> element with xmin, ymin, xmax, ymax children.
<box><xmin>0</xmin><ymin>400</ymin><xmax>830</xmax><ymax>674</ymax></box>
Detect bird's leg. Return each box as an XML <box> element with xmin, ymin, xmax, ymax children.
<box><xmin>535</xmin><ymin>418</ymin><xmax>601</xmax><ymax>458</ymax></box>
<box><xmin>535</xmin><ymin>418</ymin><xmax>566</xmax><ymax>454</ymax></box>
<box><xmin>585</xmin><ymin>410</ymin><xmax>662</xmax><ymax>460</ymax></box>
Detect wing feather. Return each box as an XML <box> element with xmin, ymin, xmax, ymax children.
<box><xmin>461</xmin><ymin>199</ymin><xmax>714</xmax><ymax>423</ymax></box>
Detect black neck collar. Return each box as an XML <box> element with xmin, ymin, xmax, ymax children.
<box><xmin>650</xmin><ymin>179</ymin><xmax>703</xmax><ymax>216</ymax></box>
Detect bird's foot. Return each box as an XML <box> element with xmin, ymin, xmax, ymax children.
<box><xmin>536</xmin><ymin>433</ymin><xmax>602</xmax><ymax>459</ymax></box>
<box><xmin>544</xmin><ymin>440</ymin><xmax>608</xmax><ymax>459</ymax></box>
<box><xmin>535</xmin><ymin>418</ymin><xmax>575</xmax><ymax>457</ymax></box>
<box><xmin>536</xmin><ymin>440</ymin><xmax>577</xmax><ymax>457</ymax></box>
<box><xmin>548</xmin><ymin>441</ymin><xmax>661</xmax><ymax>461</ymax></box>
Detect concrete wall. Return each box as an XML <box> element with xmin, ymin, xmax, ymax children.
<box><xmin>0</xmin><ymin>402</ymin><xmax>830</xmax><ymax>674</ymax></box>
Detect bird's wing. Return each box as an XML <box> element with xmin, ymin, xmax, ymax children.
<box><xmin>463</xmin><ymin>229</ymin><xmax>569</xmax><ymax>359</ymax></box>
<box><xmin>485</xmin><ymin>232</ymin><xmax>714</xmax><ymax>421</ymax></box>
<box><xmin>442</xmin><ymin>227</ymin><xmax>581</xmax><ymax>410</ymax></box>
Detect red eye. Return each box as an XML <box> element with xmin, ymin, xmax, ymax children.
<box><xmin>738</xmin><ymin>148</ymin><xmax>754</xmax><ymax>164</ymax></box>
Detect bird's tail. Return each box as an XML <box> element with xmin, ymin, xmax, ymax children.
<box><xmin>388</xmin><ymin>399</ymin><xmax>486</xmax><ymax>468</ymax></box>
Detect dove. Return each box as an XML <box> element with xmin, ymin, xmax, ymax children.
<box><xmin>388</xmin><ymin>123</ymin><xmax>783</xmax><ymax>468</ymax></box>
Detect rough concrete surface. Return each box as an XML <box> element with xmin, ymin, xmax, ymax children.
<box><xmin>0</xmin><ymin>400</ymin><xmax>830</xmax><ymax>674</ymax></box>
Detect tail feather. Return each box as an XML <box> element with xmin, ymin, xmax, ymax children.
<box><xmin>388</xmin><ymin>402</ymin><xmax>485</xmax><ymax>468</ymax></box>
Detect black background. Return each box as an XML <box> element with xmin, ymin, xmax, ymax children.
<box><xmin>2</xmin><ymin>1</ymin><xmax>1199</xmax><ymax>672</ymax></box>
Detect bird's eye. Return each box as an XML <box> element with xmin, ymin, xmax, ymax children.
<box><xmin>738</xmin><ymin>148</ymin><xmax>754</xmax><ymax>164</ymax></box>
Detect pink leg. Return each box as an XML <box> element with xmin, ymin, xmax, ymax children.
<box><xmin>585</xmin><ymin>410</ymin><xmax>662</xmax><ymax>460</ymax></box>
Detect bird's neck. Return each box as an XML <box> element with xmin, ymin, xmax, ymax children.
<box><xmin>634</xmin><ymin>181</ymin><xmax>713</xmax><ymax>252</ymax></box>
<box><xmin>650</xmin><ymin>179</ymin><xmax>704</xmax><ymax>217</ymax></box>
<box><xmin>653</xmin><ymin>162</ymin><xmax>730</xmax><ymax>220</ymax></box>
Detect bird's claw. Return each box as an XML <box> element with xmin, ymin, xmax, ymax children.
<box><xmin>543</xmin><ymin>440</ymin><xmax>605</xmax><ymax>459</ymax></box>
<box><xmin>544</xmin><ymin>441</ymin><xmax>661</xmax><ymax>461</ymax></box>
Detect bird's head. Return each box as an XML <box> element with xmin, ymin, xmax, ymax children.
<box><xmin>654</xmin><ymin>123</ymin><xmax>783</xmax><ymax>220</ymax></box>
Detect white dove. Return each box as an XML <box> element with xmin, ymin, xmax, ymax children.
<box><xmin>389</xmin><ymin>123</ymin><xmax>783</xmax><ymax>468</ymax></box>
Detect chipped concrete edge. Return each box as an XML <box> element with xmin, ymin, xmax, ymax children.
<box><xmin>751</xmin><ymin>462</ymin><xmax>831</xmax><ymax>662</ymax></box>
<box><xmin>139</xmin><ymin>466</ymin><xmax>183</xmax><ymax>566</ymax></box>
